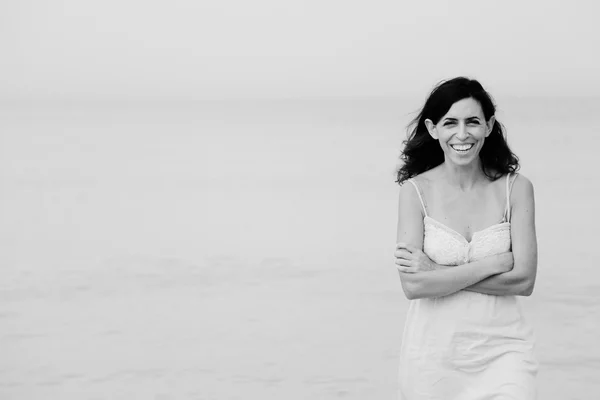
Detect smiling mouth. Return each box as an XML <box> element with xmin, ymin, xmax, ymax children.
<box><xmin>450</xmin><ymin>143</ymin><xmax>474</xmax><ymax>152</ymax></box>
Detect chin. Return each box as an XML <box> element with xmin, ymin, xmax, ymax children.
<box><xmin>447</xmin><ymin>154</ymin><xmax>480</xmax><ymax>167</ymax></box>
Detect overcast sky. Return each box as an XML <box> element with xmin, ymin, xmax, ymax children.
<box><xmin>1</xmin><ymin>0</ymin><xmax>599</xmax><ymax>100</ymax></box>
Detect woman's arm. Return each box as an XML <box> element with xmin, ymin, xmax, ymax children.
<box><xmin>395</xmin><ymin>181</ymin><xmax>426</xmax><ymax>298</ymax></box>
<box><xmin>395</xmin><ymin>243</ymin><xmax>513</xmax><ymax>299</ymax></box>
<box><xmin>396</xmin><ymin>182</ymin><xmax>510</xmax><ymax>299</ymax></box>
<box><xmin>463</xmin><ymin>175</ymin><xmax>538</xmax><ymax>296</ymax></box>
<box><xmin>426</xmin><ymin>258</ymin><xmax>524</xmax><ymax>296</ymax></box>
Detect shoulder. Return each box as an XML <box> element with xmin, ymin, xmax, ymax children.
<box><xmin>511</xmin><ymin>173</ymin><xmax>534</xmax><ymax>193</ymax></box>
<box><xmin>398</xmin><ymin>178</ymin><xmax>424</xmax><ymax>215</ymax></box>
<box><xmin>409</xmin><ymin>167</ymin><xmax>443</xmax><ymax>190</ymax></box>
<box><xmin>399</xmin><ymin>169</ymin><xmax>432</xmax><ymax>197</ymax></box>
<box><xmin>398</xmin><ymin>178</ymin><xmax>418</xmax><ymax>201</ymax></box>
<box><xmin>510</xmin><ymin>173</ymin><xmax>535</xmax><ymax>206</ymax></box>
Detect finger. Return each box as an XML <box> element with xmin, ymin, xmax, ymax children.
<box><xmin>395</xmin><ymin>258</ymin><xmax>413</xmax><ymax>267</ymax></box>
<box><xmin>395</xmin><ymin>265</ymin><xmax>416</xmax><ymax>274</ymax></box>
<box><xmin>394</xmin><ymin>249</ymin><xmax>413</xmax><ymax>260</ymax></box>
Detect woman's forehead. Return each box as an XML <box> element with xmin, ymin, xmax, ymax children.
<box><xmin>443</xmin><ymin>98</ymin><xmax>484</xmax><ymax>119</ymax></box>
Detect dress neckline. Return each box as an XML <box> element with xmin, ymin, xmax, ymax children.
<box><xmin>424</xmin><ymin>215</ymin><xmax>510</xmax><ymax>244</ymax></box>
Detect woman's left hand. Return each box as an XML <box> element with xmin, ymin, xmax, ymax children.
<box><xmin>394</xmin><ymin>243</ymin><xmax>438</xmax><ymax>273</ymax></box>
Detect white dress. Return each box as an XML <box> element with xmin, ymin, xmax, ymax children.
<box><xmin>398</xmin><ymin>174</ymin><xmax>538</xmax><ymax>400</ymax></box>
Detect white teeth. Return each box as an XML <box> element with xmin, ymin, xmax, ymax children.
<box><xmin>451</xmin><ymin>144</ymin><xmax>474</xmax><ymax>152</ymax></box>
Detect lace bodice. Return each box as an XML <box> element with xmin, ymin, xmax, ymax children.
<box><xmin>407</xmin><ymin>173</ymin><xmax>516</xmax><ymax>266</ymax></box>
<box><xmin>424</xmin><ymin>216</ymin><xmax>511</xmax><ymax>265</ymax></box>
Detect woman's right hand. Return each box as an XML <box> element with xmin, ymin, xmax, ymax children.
<box><xmin>395</xmin><ymin>242</ymin><xmax>438</xmax><ymax>273</ymax></box>
<box><xmin>495</xmin><ymin>252</ymin><xmax>514</xmax><ymax>274</ymax></box>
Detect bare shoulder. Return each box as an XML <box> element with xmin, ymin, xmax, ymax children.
<box><xmin>398</xmin><ymin>178</ymin><xmax>424</xmax><ymax>216</ymax></box>
<box><xmin>397</xmin><ymin>177</ymin><xmax>427</xmax><ymax>247</ymax></box>
<box><xmin>411</xmin><ymin>166</ymin><xmax>443</xmax><ymax>190</ymax></box>
<box><xmin>511</xmin><ymin>174</ymin><xmax>533</xmax><ymax>198</ymax></box>
<box><xmin>511</xmin><ymin>173</ymin><xmax>535</xmax><ymax>204</ymax></box>
<box><xmin>398</xmin><ymin>178</ymin><xmax>419</xmax><ymax>203</ymax></box>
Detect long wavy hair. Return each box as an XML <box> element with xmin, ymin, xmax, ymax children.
<box><xmin>396</xmin><ymin>77</ymin><xmax>519</xmax><ymax>184</ymax></box>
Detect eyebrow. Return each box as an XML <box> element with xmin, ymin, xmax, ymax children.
<box><xmin>443</xmin><ymin>116</ymin><xmax>481</xmax><ymax>121</ymax></box>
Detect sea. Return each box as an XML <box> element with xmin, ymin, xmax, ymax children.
<box><xmin>1</xmin><ymin>96</ymin><xmax>599</xmax><ymax>399</ymax></box>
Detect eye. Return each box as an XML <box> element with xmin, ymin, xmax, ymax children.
<box><xmin>444</xmin><ymin>121</ymin><xmax>456</xmax><ymax>126</ymax></box>
<box><xmin>468</xmin><ymin>121</ymin><xmax>480</xmax><ymax>125</ymax></box>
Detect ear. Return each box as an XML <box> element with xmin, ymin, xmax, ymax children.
<box><xmin>486</xmin><ymin>115</ymin><xmax>496</xmax><ymax>137</ymax></box>
<box><xmin>424</xmin><ymin>119</ymin><xmax>438</xmax><ymax>139</ymax></box>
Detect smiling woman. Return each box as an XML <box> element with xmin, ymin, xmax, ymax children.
<box><xmin>426</xmin><ymin>98</ymin><xmax>493</xmax><ymax>164</ymax></box>
<box><xmin>397</xmin><ymin>77</ymin><xmax>519</xmax><ymax>183</ymax></box>
<box><xmin>393</xmin><ymin>77</ymin><xmax>538</xmax><ymax>399</ymax></box>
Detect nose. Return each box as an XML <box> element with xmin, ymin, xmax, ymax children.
<box><xmin>456</xmin><ymin>122</ymin><xmax>469</xmax><ymax>140</ymax></box>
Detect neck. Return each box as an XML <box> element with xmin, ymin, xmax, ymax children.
<box><xmin>441</xmin><ymin>159</ymin><xmax>486</xmax><ymax>190</ymax></box>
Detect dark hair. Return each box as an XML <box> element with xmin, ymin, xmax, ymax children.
<box><xmin>396</xmin><ymin>77</ymin><xmax>519</xmax><ymax>184</ymax></box>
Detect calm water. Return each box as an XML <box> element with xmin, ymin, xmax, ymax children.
<box><xmin>1</xmin><ymin>97</ymin><xmax>599</xmax><ymax>399</ymax></box>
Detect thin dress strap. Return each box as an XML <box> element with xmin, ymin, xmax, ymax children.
<box><xmin>505</xmin><ymin>173</ymin><xmax>518</xmax><ymax>222</ymax></box>
<box><xmin>407</xmin><ymin>179</ymin><xmax>428</xmax><ymax>217</ymax></box>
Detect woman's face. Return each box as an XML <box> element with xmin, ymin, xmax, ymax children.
<box><xmin>425</xmin><ymin>97</ymin><xmax>495</xmax><ymax>168</ymax></box>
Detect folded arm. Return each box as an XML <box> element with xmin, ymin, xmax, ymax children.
<box><xmin>399</xmin><ymin>253</ymin><xmax>512</xmax><ymax>299</ymax></box>
<box><xmin>465</xmin><ymin>175</ymin><xmax>537</xmax><ymax>296</ymax></box>
<box><xmin>395</xmin><ymin>180</ymin><xmax>510</xmax><ymax>300</ymax></box>
<box><xmin>424</xmin><ymin>175</ymin><xmax>538</xmax><ymax>297</ymax></box>
<box><xmin>429</xmin><ymin>257</ymin><xmax>530</xmax><ymax>296</ymax></box>
<box><xmin>463</xmin><ymin>269</ymin><xmax>532</xmax><ymax>296</ymax></box>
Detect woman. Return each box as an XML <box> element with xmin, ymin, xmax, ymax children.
<box><xmin>394</xmin><ymin>77</ymin><xmax>538</xmax><ymax>399</ymax></box>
